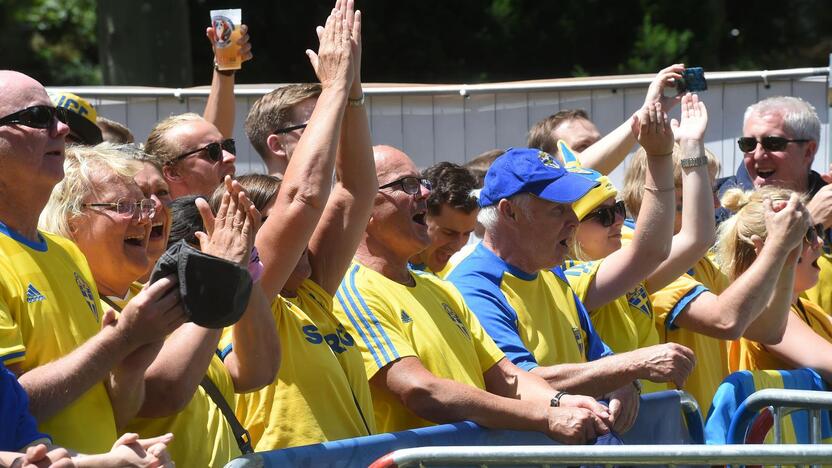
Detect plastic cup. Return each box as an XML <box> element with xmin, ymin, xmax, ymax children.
<box><xmin>211</xmin><ymin>9</ymin><xmax>242</xmax><ymax>71</ymax></box>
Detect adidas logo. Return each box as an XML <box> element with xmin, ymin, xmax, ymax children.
<box><xmin>400</xmin><ymin>310</ymin><xmax>413</xmax><ymax>324</ymax></box>
<box><xmin>26</xmin><ymin>284</ymin><xmax>45</xmax><ymax>303</ymax></box>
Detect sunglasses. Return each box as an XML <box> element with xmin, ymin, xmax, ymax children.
<box><xmin>806</xmin><ymin>223</ymin><xmax>825</xmax><ymax>245</ymax></box>
<box><xmin>737</xmin><ymin>136</ymin><xmax>810</xmax><ymax>153</ymax></box>
<box><xmin>583</xmin><ymin>200</ymin><xmax>626</xmax><ymax>227</ymax></box>
<box><xmin>83</xmin><ymin>198</ymin><xmax>156</xmax><ymax>220</ymax></box>
<box><xmin>273</xmin><ymin>122</ymin><xmax>308</xmax><ymax>135</ymax></box>
<box><xmin>170</xmin><ymin>138</ymin><xmax>236</xmax><ymax>164</ymax></box>
<box><xmin>378</xmin><ymin>176</ymin><xmax>432</xmax><ymax>195</ymax></box>
<box><xmin>0</xmin><ymin>105</ymin><xmax>68</xmax><ymax>129</ymax></box>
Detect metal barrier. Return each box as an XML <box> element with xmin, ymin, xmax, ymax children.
<box><xmin>727</xmin><ymin>389</ymin><xmax>832</xmax><ymax>445</ymax></box>
<box><xmin>226</xmin><ymin>390</ymin><xmax>701</xmax><ymax>467</ymax></box>
<box><xmin>369</xmin><ymin>444</ymin><xmax>832</xmax><ymax>467</ymax></box>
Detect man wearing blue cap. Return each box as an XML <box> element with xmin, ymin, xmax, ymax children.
<box><xmin>333</xmin><ymin>145</ymin><xmax>613</xmax><ymax>444</ymax></box>
<box><xmin>448</xmin><ymin>108</ymin><xmax>696</xmax><ymax>433</ymax></box>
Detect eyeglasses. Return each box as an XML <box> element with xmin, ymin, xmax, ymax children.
<box><xmin>83</xmin><ymin>198</ymin><xmax>156</xmax><ymax>220</ymax></box>
<box><xmin>583</xmin><ymin>200</ymin><xmax>626</xmax><ymax>227</ymax></box>
<box><xmin>0</xmin><ymin>105</ymin><xmax>67</xmax><ymax>129</ymax></box>
<box><xmin>378</xmin><ymin>176</ymin><xmax>432</xmax><ymax>195</ymax></box>
<box><xmin>737</xmin><ymin>136</ymin><xmax>810</xmax><ymax>153</ymax></box>
<box><xmin>806</xmin><ymin>223</ymin><xmax>825</xmax><ymax>245</ymax></box>
<box><xmin>170</xmin><ymin>138</ymin><xmax>235</xmax><ymax>164</ymax></box>
<box><xmin>273</xmin><ymin>122</ymin><xmax>308</xmax><ymax>135</ymax></box>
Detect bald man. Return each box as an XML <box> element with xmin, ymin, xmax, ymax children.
<box><xmin>0</xmin><ymin>71</ymin><xmax>176</xmax><ymax>453</ymax></box>
<box><xmin>331</xmin><ymin>144</ymin><xmax>612</xmax><ymax>444</ymax></box>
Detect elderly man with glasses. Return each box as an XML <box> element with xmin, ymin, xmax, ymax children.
<box><xmin>715</xmin><ymin>97</ymin><xmax>832</xmax><ymax>319</ymax></box>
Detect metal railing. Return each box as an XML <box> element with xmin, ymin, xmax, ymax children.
<box><xmin>727</xmin><ymin>389</ymin><xmax>832</xmax><ymax>445</ymax></box>
<box><xmin>369</xmin><ymin>444</ymin><xmax>832</xmax><ymax>468</ymax></box>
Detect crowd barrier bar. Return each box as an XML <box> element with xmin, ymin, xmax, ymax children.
<box><xmin>369</xmin><ymin>444</ymin><xmax>832</xmax><ymax>468</ymax></box>
<box><xmin>726</xmin><ymin>389</ymin><xmax>832</xmax><ymax>447</ymax></box>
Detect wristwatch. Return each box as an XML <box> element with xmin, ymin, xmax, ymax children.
<box><xmin>550</xmin><ymin>390</ymin><xmax>569</xmax><ymax>407</ymax></box>
<box><xmin>680</xmin><ymin>155</ymin><xmax>708</xmax><ymax>168</ymax></box>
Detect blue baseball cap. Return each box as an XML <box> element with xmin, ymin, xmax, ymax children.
<box><xmin>478</xmin><ymin>148</ymin><xmax>599</xmax><ymax>207</ymax></box>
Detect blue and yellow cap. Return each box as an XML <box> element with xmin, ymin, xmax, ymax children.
<box><xmin>558</xmin><ymin>140</ymin><xmax>618</xmax><ymax>220</ymax></box>
<box><xmin>49</xmin><ymin>91</ymin><xmax>103</xmax><ymax>145</ymax></box>
<box><xmin>478</xmin><ymin>147</ymin><xmax>599</xmax><ymax>208</ymax></box>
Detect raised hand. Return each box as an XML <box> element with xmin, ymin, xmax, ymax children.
<box><xmin>763</xmin><ymin>193</ymin><xmax>811</xmax><ymax>253</ymax></box>
<box><xmin>643</xmin><ymin>63</ymin><xmax>685</xmax><ymax>114</ymax></box>
<box><xmin>306</xmin><ymin>0</ymin><xmax>354</xmax><ymax>91</ymax></box>
<box><xmin>631</xmin><ymin>102</ymin><xmax>675</xmax><ymax>157</ymax></box>
<box><xmin>195</xmin><ymin>176</ymin><xmax>261</xmax><ymax>266</ymax></box>
<box><xmin>206</xmin><ymin>24</ymin><xmax>253</xmax><ymax>66</ymax></box>
<box><xmin>671</xmin><ymin>93</ymin><xmax>708</xmax><ymax>143</ymax></box>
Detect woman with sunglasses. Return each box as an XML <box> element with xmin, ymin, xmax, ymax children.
<box><xmin>716</xmin><ymin>187</ymin><xmax>832</xmax><ymax>382</ymax></box>
<box><xmin>562</xmin><ymin>97</ymin><xmax>719</xmax><ymax>397</ymax></box>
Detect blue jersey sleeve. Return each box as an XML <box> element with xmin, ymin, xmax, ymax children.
<box><xmin>1</xmin><ymin>365</ymin><xmax>49</xmax><ymax>451</ymax></box>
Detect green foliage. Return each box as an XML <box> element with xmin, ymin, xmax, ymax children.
<box><xmin>622</xmin><ymin>14</ymin><xmax>693</xmax><ymax>73</ymax></box>
<box><xmin>2</xmin><ymin>0</ymin><xmax>100</xmax><ymax>85</ymax></box>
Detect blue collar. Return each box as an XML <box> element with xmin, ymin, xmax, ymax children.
<box><xmin>0</xmin><ymin>219</ymin><xmax>47</xmax><ymax>252</ymax></box>
<box><xmin>475</xmin><ymin>243</ymin><xmax>539</xmax><ymax>281</ymax></box>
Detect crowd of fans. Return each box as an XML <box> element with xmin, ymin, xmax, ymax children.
<box><xmin>1</xmin><ymin>0</ymin><xmax>831</xmax><ymax>466</ymax></box>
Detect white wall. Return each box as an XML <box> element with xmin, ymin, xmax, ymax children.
<box><xmin>74</xmin><ymin>75</ymin><xmax>829</xmax><ymax>188</ymax></box>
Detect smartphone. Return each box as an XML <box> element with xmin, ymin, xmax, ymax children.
<box><xmin>679</xmin><ymin>67</ymin><xmax>707</xmax><ymax>93</ymax></box>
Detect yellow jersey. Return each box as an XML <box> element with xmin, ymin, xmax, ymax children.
<box><xmin>563</xmin><ymin>259</ymin><xmax>664</xmax><ymax>393</ymax></box>
<box><xmin>0</xmin><ymin>226</ymin><xmax>117</xmax><ymax>454</ymax></box>
<box><xmin>125</xmin><ymin>354</ymin><xmax>239</xmax><ymax>467</ymax></box>
<box><xmin>447</xmin><ymin>244</ymin><xmax>613</xmax><ymax>372</ymax></box>
<box><xmin>803</xmin><ymin>249</ymin><xmax>832</xmax><ymax>316</ymax></box>
<box><xmin>730</xmin><ymin>298</ymin><xmax>832</xmax><ymax>373</ymax></box>
<box><xmin>650</xmin><ymin>269</ymin><xmax>727</xmax><ymax>413</ymax></box>
<box><xmin>114</xmin><ymin>282</ymin><xmax>238</xmax><ymax>468</ymax></box>
<box><xmin>334</xmin><ymin>262</ymin><xmax>504</xmax><ymax>433</ymax></box>
<box><xmin>222</xmin><ymin>279</ymin><xmax>375</xmax><ymax>451</ymax></box>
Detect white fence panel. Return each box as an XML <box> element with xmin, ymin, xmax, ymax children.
<box><xmin>59</xmin><ymin>69</ymin><xmax>829</xmax><ymax>188</ymax></box>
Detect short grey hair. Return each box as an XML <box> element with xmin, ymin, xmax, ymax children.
<box><xmin>477</xmin><ymin>193</ymin><xmax>535</xmax><ymax>232</ymax></box>
<box><xmin>744</xmin><ymin>96</ymin><xmax>820</xmax><ymax>142</ymax></box>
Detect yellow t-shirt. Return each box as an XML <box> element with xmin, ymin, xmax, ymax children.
<box><xmin>563</xmin><ymin>259</ymin><xmax>664</xmax><ymax>393</ymax></box>
<box><xmin>222</xmin><ymin>280</ymin><xmax>375</xmax><ymax>451</ymax></box>
<box><xmin>333</xmin><ymin>262</ymin><xmax>504</xmax><ymax>433</ymax></box>
<box><xmin>650</xmin><ymin>269</ymin><xmax>727</xmax><ymax>413</ymax></box>
<box><xmin>0</xmin><ymin>228</ymin><xmax>117</xmax><ymax>454</ymax></box>
<box><xmin>803</xmin><ymin>249</ymin><xmax>832</xmax><ymax>316</ymax></box>
<box><xmin>730</xmin><ymin>298</ymin><xmax>832</xmax><ymax>373</ymax></box>
<box><xmin>125</xmin><ymin>354</ymin><xmax>239</xmax><ymax>467</ymax></box>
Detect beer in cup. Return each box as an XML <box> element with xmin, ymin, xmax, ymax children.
<box><xmin>211</xmin><ymin>9</ymin><xmax>242</xmax><ymax>71</ymax></box>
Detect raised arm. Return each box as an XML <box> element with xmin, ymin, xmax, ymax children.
<box><xmin>675</xmin><ymin>195</ymin><xmax>808</xmax><ymax>342</ymax></box>
<box><xmin>308</xmin><ymin>1</ymin><xmax>378</xmax><ymax>295</ymax></box>
<box><xmin>582</xmin><ymin>103</ymin><xmax>675</xmax><ymax>311</ymax></box>
<box><xmin>646</xmin><ymin>93</ymin><xmax>715</xmax><ymax>292</ymax></box>
<box><xmin>578</xmin><ymin>64</ymin><xmax>683</xmax><ymax>174</ymax></box>
<box><xmin>764</xmin><ymin>309</ymin><xmax>832</xmax><ymax>383</ymax></box>
<box><xmin>256</xmin><ymin>1</ymin><xmax>354</xmax><ymax>300</ymax></box>
<box><xmin>203</xmin><ymin>24</ymin><xmax>253</xmax><ymax>137</ymax></box>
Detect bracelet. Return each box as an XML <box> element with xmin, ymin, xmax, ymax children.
<box><xmin>680</xmin><ymin>155</ymin><xmax>709</xmax><ymax>168</ymax></box>
<box><xmin>348</xmin><ymin>94</ymin><xmax>365</xmax><ymax>107</ymax></box>
<box><xmin>213</xmin><ymin>60</ymin><xmax>236</xmax><ymax>77</ymax></box>
<box><xmin>643</xmin><ymin>185</ymin><xmax>675</xmax><ymax>193</ymax></box>
<box><xmin>550</xmin><ymin>390</ymin><xmax>569</xmax><ymax>407</ymax></box>
<box><xmin>646</xmin><ymin>152</ymin><xmax>673</xmax><ymax>158</ymax></box>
